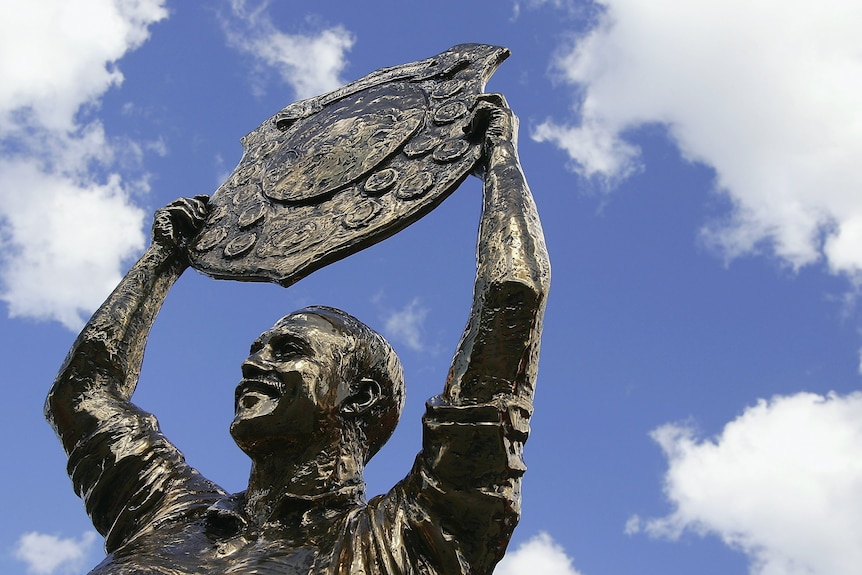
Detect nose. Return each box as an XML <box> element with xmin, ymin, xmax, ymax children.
<box><xmin>241</xmin><ymin>347</ymin><xmax>271</xmax><ymax>379</ymax></box>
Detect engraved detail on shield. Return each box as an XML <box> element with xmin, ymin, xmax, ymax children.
<box><xmin>432</xmin><ymin>80</ymin><xmax>463</xmax><ymax>99</ymax></box>
<box><xmin>256</xmin><ymin>141</ymin><xmax>279</xmax><ymax>160</ymax></box>
<box><xmin>193</xmin><ymin>226</ymin><xmax>228</xmax><ymax>252</ymax></box>
<box><xmin>238</xmin><ymin>202</ymin><xmax>267</xmax><ymax>229</ymax></box>
<box><xmin>432</xmin><ymin>139</ymin><xmax>470</xmax><ymax>163</ymax></box>
<box><xmin>257</xmin><ymin>221</ymin><xmax>322</xmax><ymax>258</ymax></box>
<box><xmin>342</xmin><ymin>200</ymin><xmax>382</xmax><ymax>229</ymax></box>
<box><xmin>231</xmin><ymin>163</ymin><xmax>262</xmax><ymax>187</ymax></box>
<box><xmin>395</xmin><ymin>172</ymin><xmax>435</xmax><ymax>200</ymax></box>
<box><xmin>232</xmin><ymin>183</ymin><xmax>261</xmax><ymax>206</ymax></box>
<box><xmin>208</xmin><ymin>204</ymin><xmax>229</xmax><ymax>224</ymax></box>
<box><xmin>261</xmin><ymin>84</ymin><xmax>426</xmax><ymax>204</ymax></box>
<box><xmin>363</xmin><ymin>168</ymin><xmax>399</xmax><ymax>195</ymax></box>
<box><xmin>433</xmin><ymin>100</ymin><xmax>468</xmax><ymax>125</ymax></box>
<box><xmin>224</xmin><ymin>233</ymin><xmax>257</xmax><ymax>258</ymax></box>
<box><xmin>403</xmin><ymin>132</ymin><xmax>438</xmax><ymax>158</ymax></box>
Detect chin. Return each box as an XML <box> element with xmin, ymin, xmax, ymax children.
<box><xmin>229</xmin><ymin>416</ymin><xmax>270</xmax><ymax>453</ymax></box>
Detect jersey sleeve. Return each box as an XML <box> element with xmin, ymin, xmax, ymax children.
<box><xmin>345</xmin><ymin>393</ymin><xmax>531</xmax><ymax>575</ymax></box>
<box><xmin>63</xmin><ymin>394</ymin><xmax>225</xmax><ymax>553</ymax></box>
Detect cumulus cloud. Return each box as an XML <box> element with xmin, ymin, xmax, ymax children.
<box><xmin>495</xmin><ymin>532</ymin><xmax>583</xmax><ymax>575</ymax></box>
<box><xmin>534</xmin><ymin>0</ymin><xmax>862</xmax><ymax>275</ymax></box>
<box><xmin>629</xmin><ymin>392</ymin><xmax>862</xmax><ymax>575</ymax></box>
<box><xmin>0</xmin><ymin>156</ymin><xmax>145</xmax><ymax>328</ymax></box>
<box><xmin>13</xmin><ymin>531</ymin><xmax>98</xmax><ymax>575</ymax></box>
<box><xmin>382</xmin><ymin>298</ymin><xmax>429</xmax><ymax>352</ymax></box>
<box><xmin>0</xmin><ymin>0</ymin><xmax>167</xmax><ymax>133</ymax></box>
<box><xmin>223</xmin><ymin>0</ymin><xmax>354</xmax><ymax>101</ymax></box>
<box><xmin>0</xmin><ymin>0</ymin><xmax>167</xmax><ymax>329</ymax></box>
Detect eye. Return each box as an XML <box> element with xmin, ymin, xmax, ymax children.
<box><xmin>249</xmin><ymin>340</ymin><xmax>264</xmax><ymax>355</ymax></box>
<box><xmin>269</xmin><ymin>335</ymin><xmax>306</xmax><ymax>360</ymax></box>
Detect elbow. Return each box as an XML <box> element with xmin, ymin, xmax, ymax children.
<box><xmin>45</xmin><ymin>368</ymin><xmax>107</xmax><ymax>454</ymax></box>
<box><xmin>486</xmin><ymin>277</ymin><xmax>547</xmax><ymax>327</ymax></box>
<box><xmin>46</xmin><ymin>353</ymin><xmax>74</xmax><ymax>429</ymax></box>
<box><xmin>488</xmin><ymin>206</ymin><xmax>550</xmax><ymax>299</ymax></box>
<box><xmin>482</xmin><ymin>242</ymin><xmax>551</xmax><ymax>309</ymax></box>
<box><xmin>526</xmin><ymin>252</ymin><xmax>551</xmax><ymax>303</ymax></box>
<box><xmin>45</xmin><ymin>377</ymin><xmax>74</xmax><ymax>444</ymax></box>
<box><xmin>45</xmin><ymin>337</ymin><xmax>115</xmax><ymax>442</ymax></box>
<box><xmin>45</xmin><ymin>357</ymin><xmax>84</xmax><ymax>438</ymax></box>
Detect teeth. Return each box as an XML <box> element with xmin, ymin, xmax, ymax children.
<box><xmin>237</xmin><ymin>379</ymin><xmax>282</xmax><ymax>399</ymax></box>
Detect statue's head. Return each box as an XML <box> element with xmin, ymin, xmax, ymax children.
<box><xmin>230</xmin><ymin>306</ymin><xmax>404</xmax><ymax>465</ymax></box>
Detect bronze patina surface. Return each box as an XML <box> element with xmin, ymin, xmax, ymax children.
<box><xmin>189</xmin><ymin>44</ymin><xmax>510</xmax><ymax>286</ymax></box>
<box><xmin>47</xmin><ymin>45</ymin><xmax>550</xmax><ymax>575</ymax></box>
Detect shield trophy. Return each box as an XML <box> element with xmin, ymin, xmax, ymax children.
<box><xmin>188</xmin><ymin>44</ymin><xmax>510</xmax><ymax>286</ymax></box>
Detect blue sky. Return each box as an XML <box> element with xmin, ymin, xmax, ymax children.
<box><xmin>2</xmin><ymin>1</ymin><xmax>862</xmax><ymax>574</ymax></box>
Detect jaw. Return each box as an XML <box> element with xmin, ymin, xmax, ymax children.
<box><xmin>230</xmin><ymin>385</ymin><xmax>283</xmax><ymax>455</ymax></box>
<box><xmin>229</xmin><ymin>390</ymin><xmax>332</xmax><ymax>458</ymax></box>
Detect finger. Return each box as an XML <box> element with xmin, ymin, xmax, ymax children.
<box><xmin>464</xmin><ymin>101</ymin><xmax>502</xmax><ymax>140</ymax></box>
<box><xmin>164</xmin><ymin>203</ymin><xmax>198</xmax><ymax>229</ymax></box>
<box><xmin>475</xmin><ymin>93</ymin><xmax>509</xmax><ymax>109</ymax></box>
<box><xmin>153</xmin><ymin>211</ymin><xmax>178</xmax><ymax>242</ymax></box>
<box><xmin>169</xmin><ymin>197</ymin><xmax>206</xmax><ymax>219</ymax></box>
<box><xmin>471</xmin><ymin>102</ymin><xmax>514</xmax><ymax>140</ymax></box>
<box><xmin>191</xmin><ymin>194</ymin><xmax>210</xmax><ymax>216</ymax></box>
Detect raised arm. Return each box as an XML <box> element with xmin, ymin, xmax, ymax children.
<box><xmin>384</xmin><ymin>100</ymin><xmax>550</xmax><ymax>575</ymax></box>
<box><xmin>45</xmin><ymin>197</ymin><xmax>223</xmax><ymax>552</ymax></box>
<box><xmin>46</xmin><ymin>196</ymin><xmax>208</xmax><ymax>449</ymax></box>
<box><xmin>444</xmin><ymin>98</ymin><xmax>551</xmax><ymax>405</ymax></box>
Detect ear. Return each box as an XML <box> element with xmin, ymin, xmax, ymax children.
<box><xmin>340</xmin><ymin>378</ymin><xmax>382</xmax><ymax>416</ymax></box>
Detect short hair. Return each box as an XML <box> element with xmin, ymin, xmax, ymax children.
<box><xmin>289</xmin><ymin>306</ymin><xmax>405</xmax><ymax>462</ymax></box>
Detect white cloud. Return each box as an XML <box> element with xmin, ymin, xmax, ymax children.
<box><xmin>0</xmin><ymin>156</ymin><xmax>145</xmax><ymax>329</ymax></box>
<box><xmin>630</xmin><ymin>392</ymin><xmax>862</xmax><ymax>575</ymax></box>
<box><xmin>0</xmin><ymin>0</ymin><xmax>167</xmax><ymax>133</ymax></box>
<box><xmin>0</xmin><ymin>0</ymin><xmax>165</xmax><ymax>329</ymax></box>
<box><xmin>495</xmin><ymin>532</ymin><xmax>583</xmax><ymax>575</ymax></box>
<box><xmin>13</xmin><ymin>531</ymin><xmax>98</xmax><ymax>575</ymax></box>
<box><xmin>534</xmin><ymin>0</ymin><xmax>862</xmax><ymax>275</ymax></box>
<box><xmin>382</xmin><ymin>298</ymin><xmax>429</xmax><ymax>352</ymax></box>
<box><xmin>223</xmin><ymin>1</ymin><xmax>354</xmax><ymax>101</ymax></box>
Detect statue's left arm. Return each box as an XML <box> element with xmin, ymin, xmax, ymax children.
<box><xmin>419</xmin><ymin>98</ymin><xmax>551</xmax><ymax>571</ymax></box>
<box><xmin>442</xmin><ymin>97</ymin><xmax>550</xmax><ymax>405</ymax></box>
<box><xmin>353</xmin><ymin>100</ymin><xmax>550</xmax><ymax>575</ymax></box>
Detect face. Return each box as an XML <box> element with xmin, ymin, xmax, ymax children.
<box><xmin>229</xmin><ymin>312</ymin><xmax>354</xmax><ymax>454</ymax></box>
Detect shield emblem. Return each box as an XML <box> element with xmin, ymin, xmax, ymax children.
<box><xmin>189</xmin><ymin>44</ymin><xmax>509</xmax><ymax>286</ymax></box>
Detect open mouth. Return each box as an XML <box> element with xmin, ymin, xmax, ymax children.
<box><xmin>235</xmin><ymin>378</ymin><xmax>283</xmax><ymax>410</ymax></box>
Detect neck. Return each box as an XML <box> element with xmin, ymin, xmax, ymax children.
<box><xmin>244</xmin><ymin>429</ymin><xmax>366</xmax><ymax>525</ymax></box>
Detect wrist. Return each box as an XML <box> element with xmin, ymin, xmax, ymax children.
<box><xmin>483</xmin><ymin>139</ymin><xmax>520</xmax><ymax>178</ymax></box>
<box><xmin>144</xmin><ymin>240</ymin><xmax>189</xmax><ymax>273</ymax></box>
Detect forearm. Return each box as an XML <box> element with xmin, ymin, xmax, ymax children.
<box><xmin>477</xmin><ymin>140</ymin><xmax>550</xmax><ymax>293</ymax></box>
<box><xmin>47</xmin><ymin>241</ymin><xmax>187</xmax><ymax>452</ymax></box>
<box><xmin>444</xmin><ymin>137</ymin><xmax>550</xmax><ymax>404</ymax></box>
<box><xmin>77</xmin><ymin>241</ymin><xmax>186</xmax><ymax>393</ymax></box>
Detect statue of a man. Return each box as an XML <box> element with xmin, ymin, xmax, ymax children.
<box><xmin>46</xmin><ymin>100</ymin><xmax>550</xmax><ymax>574</ymax></box>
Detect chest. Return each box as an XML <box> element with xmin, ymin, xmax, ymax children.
<box><xmin>89</xmin><ymin>521</ymin><xmax>342</xmax><ymax>575</ymax></box>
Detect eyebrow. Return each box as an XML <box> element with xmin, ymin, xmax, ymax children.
<box><xmin>276</xmin><ymin>332</ymin><xmax>314</xmax><ymax>353</ymax></box>
<box><xmin>251</xmin><ymin>331</ymin><xmax>315</xmax><ymax>355</ymax></box>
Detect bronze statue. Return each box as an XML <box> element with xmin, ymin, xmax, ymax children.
<box><xmin>46</xmin><ymin>45</ymin><xmax>550</xmax><ymax>575</ymax></box>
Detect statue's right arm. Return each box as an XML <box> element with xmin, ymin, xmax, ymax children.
<box><xmin>45</xmin><ymin>196</ymin><xmax>225</xmax><ymax>551</ymax></box>
<box><xmin>47</xmin><ymin>196</ymin><xmax>207</xmax><ymax>449</ymax></box>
